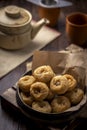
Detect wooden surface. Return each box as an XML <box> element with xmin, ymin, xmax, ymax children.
<box><xmin>0</xmin><ymin>0</ymin><xmax>87</xmax><ymax>130</ymax></box>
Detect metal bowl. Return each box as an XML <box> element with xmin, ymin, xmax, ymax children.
<box><xmin>16</xmin><ymin>70</ymin><xmax>87</xmax><ymax>126</ymax></box>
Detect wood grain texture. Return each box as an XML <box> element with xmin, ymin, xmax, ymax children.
<box><xmin>0</xmin><ymin>0</ymin><xmax>87</xmax><ymax>130</ymax></box>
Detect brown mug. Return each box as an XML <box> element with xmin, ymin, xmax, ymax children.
<box><xmin>38</xmin><ymin>0</ymin><xmax>61</xmax><ymax>27</ymax></box>
<box><xmin>66</xmin><ymin>12</ymin><xmax>87</xmax><ymax>46</ymax></box>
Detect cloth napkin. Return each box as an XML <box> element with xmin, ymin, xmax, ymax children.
<box><xmin>0</xmin><ymin>25</ymin><xmax>60</xmax><ymax>78</ymax></box>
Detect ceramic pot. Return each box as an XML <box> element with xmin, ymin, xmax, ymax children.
<box><xmin>0</xmin><ymin>5</ymin><xmax>49</xmax><ymax>50</ymax></box>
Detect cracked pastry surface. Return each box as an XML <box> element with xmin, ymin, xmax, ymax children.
<box><xmin>33</xmin><ymin>65</ymin><xmax>55</xmax><ymax>83</ymax></box>
<box><xmin>50</xmin><ymin>75</ymin><xmax>69</xmax><ymax>94</ymax></box>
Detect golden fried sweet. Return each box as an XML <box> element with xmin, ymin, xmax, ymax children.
<box><xmin>30</xmin><ymin>82</ymin><xmax>49</xmax><ymax>101</ymax></box>
<box><xmin>63</xmin><ymin>74</ymin><xmax>77</xmax><ymax>91</ymax></box>
<box><xmin>32</xmin><ymin>101</ymin><xmax>52</xmax><ymax>113</ymax></box>
<box><xmin>18</xmin><ymin>75</ymin><xmax>36</xmax><ymax>92</ymax></box>
<box><xmin>33</xmin><ymin>65</ymin><xmax>55</xmax><ymax>83</ymax></box>
<box><xmin>51</xmin><ymin>96</ymin><xmax>71</xmax><ymax>113</ymax></box>
<box><xmin>65</xmin><ymin>88</ymin><xmax>84</xmax><ymax>105</ymax></box>
<box><xmin>50</xmin><ymin>75</ymin><xmax>68</xmax><ymax>94</ymax></box>
<box><xmin>21</xmin><ymin>92</ymin><xmax>34</xmax><ymax>106</ymax></box>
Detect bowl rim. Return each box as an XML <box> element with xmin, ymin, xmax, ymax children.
<box><xmin>16</xmin><ymin>70</ymin><xmax>87</xmax><ymax>120</ymax></box>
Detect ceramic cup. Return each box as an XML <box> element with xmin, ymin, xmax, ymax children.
<box><xmin>38</xmin><ymin>0</ymin><xmax>61</xmax><ymax>27</ymax></box>
<box><xmin>66</xmin><ymin>12</ymin><xmax>87</xmax><ymax>46</ymax></box>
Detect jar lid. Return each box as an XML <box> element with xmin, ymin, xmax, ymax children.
<box><xmin>0</xmin><ymin>5</ymin><xmax>32</xmax><ymax>34</ymax></box>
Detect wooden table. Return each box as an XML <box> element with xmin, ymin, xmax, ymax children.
<box><xmin>0</xmin><ymin>0</ymin><xmax>87</xmax><ymax>130</ymax></box>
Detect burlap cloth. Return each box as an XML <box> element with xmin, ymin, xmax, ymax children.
<box><xmin>65</xmin><ymin>44</ymin><xmax>87</xmax><ymax>86</ymax></box>
<box><xmin>27</xmin><ymin>44</ymin><xmax>87</xmax><ymax>86</ymax></box>
<box><xmin>0</xmin><ymin>26</ymin><xmax>60</xmax><ymax>79</ymax></box>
